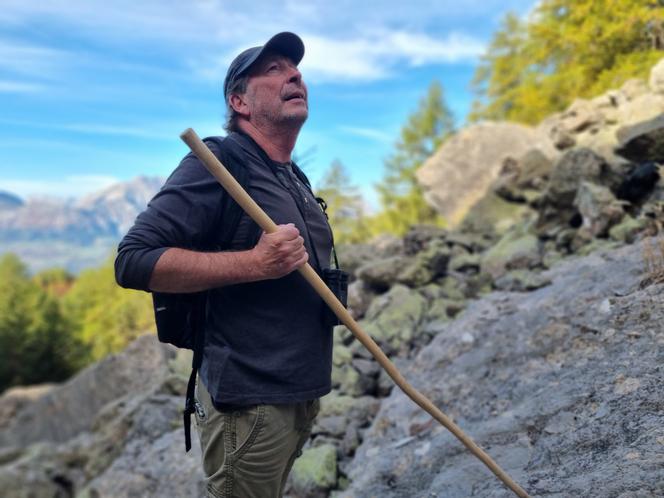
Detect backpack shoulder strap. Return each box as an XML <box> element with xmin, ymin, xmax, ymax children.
<box><xmin>202</xmin><ymin>136</ymin><xmax>251</xmax><ymax>248</ymax></box>
<box><xmin>182</xmin><ymin>135</ymin><xmax>250</xmax><ymax>452</ymax></box>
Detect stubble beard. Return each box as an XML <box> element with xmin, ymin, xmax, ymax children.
<box><xmin>260</xmin><ymin>103</ymin><xmax>308</xmax><ymax>131</ymax></box>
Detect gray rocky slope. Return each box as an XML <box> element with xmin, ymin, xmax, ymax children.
<box><xmin>338</xmin><ymin>240</ymin><xmax>664</xmax><ymax>498</ymax></box>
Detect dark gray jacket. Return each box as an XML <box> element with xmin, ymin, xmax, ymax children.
<box><xmin>115</xmin><ymin>132</ymin><xmax>334</xmax><ymax>406</ymax></box>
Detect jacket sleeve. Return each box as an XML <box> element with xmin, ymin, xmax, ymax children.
<box><xmin>114</xmin><ymin>143</ymin><xmax>225</xmax><ymax>291</ymax></box>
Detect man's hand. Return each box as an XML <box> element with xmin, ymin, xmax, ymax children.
<box><xmin>251</xmin><ymin>223</ymin><xmax>309</xmax><ymax>279</ymax></box>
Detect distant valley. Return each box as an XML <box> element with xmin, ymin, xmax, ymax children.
<box><xmin>0</xmin><ymin>176</ymin><xmax>163</xmax><ymax>273</ymax></box>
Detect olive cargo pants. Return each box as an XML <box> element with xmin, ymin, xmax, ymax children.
<box><xmin>194</xmin><ymin>379</ymin><xmax>320</xmax><ymax>498</ymax></box>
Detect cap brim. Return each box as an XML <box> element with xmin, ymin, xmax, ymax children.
<box><xmin>237</xmin><ymin>32</ymin><xmax>304</xmax><ymax>78</ymax></box>
<box><xmin>262</xmin><ymin>32</ymin><xmax>304</xmax><ymax>66</ymax></box>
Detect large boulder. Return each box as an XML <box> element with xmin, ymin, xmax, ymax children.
<box><xmin>536</xmin><ymin>64</ymin><xmax>664</xmax><ymax>162</ymax></box>
<box><xmin>573</xmin><ymin>182</ymin><xmax>626</xmax><ymax>238</ymax></box>
<box><xmin>396</xmin><ymin>239</ymin><xmax>451</xmax><ymax>287</ymax></box>
<box><xmin>356</xmin><ymin>256</ymin><xmax>409</xmax><ymax>293</ymax></box>
<box><xmin>416</xmin><ymin>122</ymin><xmax>556</xmax><ymax>226</ymax></box>
<box><xmin>535</xmin><ymin>148</ymin><xmax>618</xmax><ymax>236</ymax></box>
<box><xmin>615</xmin><ymin>114</ymin><xmax>664</xmax><ymax>163</ymax></box>
<box><xmin>649</xmin><ymin>57</ymin><xmax>664</xmax><ymax>94</ymax></box>
<box><xmin>480</xmin><ymin>224</ymin><xmax>541</xmax><ymax>279</ymax></box>
<box><xmin>460</xmin><ymin>191</ymin><xmax>536</xmax><ymax>238</ymax></box>
<box><xmin>0</xmin><ymin>334</ymin><xmax>180</xmax><ymax>448</ymax></box>
<box><xmin>0</xmin><ymin>335</ymin><xmax>200</xmax><ymax>498</ymax></box>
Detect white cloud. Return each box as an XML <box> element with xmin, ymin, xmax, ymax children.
<box><xmin>339</xmin><ymin>126</ymin><xmax>392</xmax><ymax>143</ymax></box>
<box><xmin>1</xmin><ymin>175</ymin><xmax>120</xmax><ymax>199</ymax></box>
<box><xmin>0</xmin><ymin>1</ymin><xmax>495</xmax><ymax>86</ymax></box>
<box><xmin>0</xmin><ymin>39</ymin><xmax>68</xmax><ymax>79</ymax></box>
<box><xmin>301</xmin><ymin>30</ymin><xmax>485</xmax><ymax>82</ymax></box>
<box><xmin>60</xmin><ymin>124</ymin><xmax>174</xmax><ymax>140</ymax></box>
<box><xmin>0</xmin><ymin>80</ymin><xmax>46</xmax><ymax>93</ymax></box>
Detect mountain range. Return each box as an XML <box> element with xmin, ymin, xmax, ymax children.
<box><xmin>0</xmin><ymin>176</ymin><xmax>163</xmax><ymax>273</ymax></box>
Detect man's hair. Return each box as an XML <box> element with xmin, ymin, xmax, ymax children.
<box><xmin>224</xmin><ymin>73</ymin><xmax>250</xmax><ymax>133</ymax></box>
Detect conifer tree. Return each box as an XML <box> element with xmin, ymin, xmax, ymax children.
<box><xmin>0</xmin><ymin>254</ymin><xmax>77</xmax><ymax>391</ymax></box>
<box><xmin>471</xmin><ymin>0</ymin><xmax>664</xmax><ymax>124</ymax></box>
<box><xmin>316</xmin><ymin>159</ymin><xmax>369</xmax><ymax>244</ymax></box>
<box><xmin>371</xmin><ymin>80</ymin><xmax>455</xmax><ymax>236</ymax></box>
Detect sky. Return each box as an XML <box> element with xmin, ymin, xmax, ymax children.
<box><xmin>0</xmin><ymin>0</ymin><xmax>537</xmax><ymax>210</ymax></box>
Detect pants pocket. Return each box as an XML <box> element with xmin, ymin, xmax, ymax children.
<box><xmin>224</xmin><ymin>405</ymin><xmax>266</xmax><ymax>460</ymax></box>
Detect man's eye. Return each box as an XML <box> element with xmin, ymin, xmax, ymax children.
<box><xmin>267</xmin><ymin>64</ymin><xmax>279</xmax><ymax>72</ymax></box>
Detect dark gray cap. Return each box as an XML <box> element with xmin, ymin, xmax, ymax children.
<box><xmin>223</xmin><ymin>32</ymin><xmax>305</xmax><ymax>100</ymax></box>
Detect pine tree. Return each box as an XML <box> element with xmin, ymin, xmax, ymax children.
<box><xmin>0</xmin><ymin>254</ymin><xmax>78</xmax><ymax>391</ymax></box>
<box><xmin>471</xmin><ymin>0</ymin><xmax>664</xmax><ymax>124</ymax></box>
<box><xmin>316</xmin><ymin>159</ymin><xmax>369</xmax><ymax>244</ymax></box>
<box><xmin>371</xmin><ymin>80</ymin><xmax>455</xmax><ymax>236</ymax></box>
<box><xmin>63</xmin><ymin>257</ymin><xmax>154</xmax><ymax>362</ymax></box>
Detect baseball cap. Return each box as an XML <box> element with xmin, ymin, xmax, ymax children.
<box><xmin>223</xmin><ymin>32</ymin><xmax>305</xmax><ymax>100</ymax></box>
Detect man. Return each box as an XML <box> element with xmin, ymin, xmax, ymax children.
<box><xmin>115</xmin><ymin>32</ymin><xmax>334</xmax><ymax>498</ymax></box>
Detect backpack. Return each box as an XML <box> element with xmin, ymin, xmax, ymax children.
<box><xmin>151</xmin><ymin>134</ymin><xmax>328</xmax><ymax>451</ymax></box>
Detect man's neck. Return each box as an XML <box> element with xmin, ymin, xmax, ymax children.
<box><xmin>237</xmin><ymin>121</ymin><xmax>300</xmax><ymax>163</ymax></box>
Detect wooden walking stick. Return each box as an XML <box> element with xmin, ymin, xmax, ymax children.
<box><xmin>180</xmin><ymin>128</ymin><xmax>532</xmax><ymax>498</ymax></box>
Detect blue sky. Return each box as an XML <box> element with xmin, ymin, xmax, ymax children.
<box><xmin>0</xmin><ymin>0</ymin><xmax>536</xmax><ymax>209</ymax></box>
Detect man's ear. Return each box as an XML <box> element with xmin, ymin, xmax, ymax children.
<box><xmin>229</xmin><ymin>93</ymin><xmax>250</xmax><ymax>118</ymax></box>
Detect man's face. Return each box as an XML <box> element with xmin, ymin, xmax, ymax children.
<box><xmin>240</xmin><ymin>52</ymin><xmax>308</xmax><ymax>128</ymax></box>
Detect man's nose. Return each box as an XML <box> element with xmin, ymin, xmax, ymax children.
<box><xmin>287</xmin><ymin>66</ymin><xmax>302</xmax><ymax>84</ymax></box>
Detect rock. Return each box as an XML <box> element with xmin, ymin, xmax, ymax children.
<box><xmin>614</xmin><ymin>93</ymin><xmax>664</xmax><ymax>130</ymax></box>
<box><xmin>573</xmin><ymin>181</ymin><xmax>625</xmax><ymax>237</ymax></box>
<box><xmin>416</xmin><ymin>121</ymin><xmax>556</xmax><ymax>226</ymax></box>
<box><xmin>422</xmin><ymin>298</ymin><xmax>466</xmax><ymax>332</ymax></box>
<box><xmin>434</xmin><ymin>277</ymin><xmax>468</xmax><ymax>301</ymax></box>
<box><xmin>445</xmin><ymin>231</ymin><xmax>492</xmax><ymax>253</ymax></box>
<box><xmin>368</xmin><ymin>234</ymin><xmax>403</xmax><ymax>256</ymax></box>
<box><xmin>346</xmin><ymin>280</ymin><xmax>374</xmax><ymax>320</ymax></box>
<box><xmin>535</xmin><ymin>148</ymin><xmax>617</xmax><ymax>235</ymax></box>
<box><xmin>318</xmin><ymin>391</ymin><xmax>380</xmax><ymax>422</ymax></box>
<box><xmin>544</xmin><ymin>148</ymin><xmax>615</xmax><ymax>207</ymax></box>
<box><xmin>516</xmin><ymin>149</ymin><xmax>554</xmax><ymax>190</ymax></box>
<box><xmin>649</xmin><ymin>57</ymin><xmax>664</xmax><ymax>94</ymax></box>
<box><xmin>362</xmin><ymin>285</ymin><xmax>428</xmax><ymax>354</ymax></box>
<box><xmin>402</xmin><ymin>225</ymin><xmax>447</xmax><ymax>255</ymax></box>
<box><xmin>339</xmin><ymin>240</ymin><xmax>664</xmax><ymax>498</ymax></box>
<box><xmin>356</xmin><ymin>256</ymin><xmax>408</xmax><ymax>293</ymax></box>
<box><xmin>616</xmin><ymin>114</ymin><xmax>664</xmax><ymax>163</ymax></box>
<box><xmin>376</xmin><ymin>357</ymin><xmax>411</xmax><ymax>397</ymax></box>
<box><xmin>560</xmin><ymin>98</ymin><xmax>604</xmax><ymax>133</ymax></box>
<box><xmin>493</xmin><ymin>269</ymin><xmax>552</xmax><ymax>292</ymax></box>
<box><xmin>0</xmin><ymin>384</ymin><xmax>55</xmax><ymax>430</ymax></box>
<box><xmin>609</xmin><ymin>215</ymin><xmax>648</xmax><ymax>243</ymax></box>
<box><xmin>290</xmin><ymin>444</ymin><xmax>338</xmax><ymax>497</ymax></box>
<box><xmin>460</xmin><ymin>191</ymin><xmax>537</xmax><ymax>238</ymax></box>
<box><xmin>396</xmin><ymin>239</ymin><xmax>451</xmax><ymax>287</ymax></box>
<box><xmin>331</xmin><ymin>364</ymin><xmax>367</xmax><ymax>397</ymax></box>
<box><xmin>0</xmin><ymin>334</ymin><xmax>175</xmax><ymax>448</ymax></box>
<box><xmin>335</xmin><ymin>243</ymin><xmax>376</xmax><ymax>278</ymax></box>
<box><xmin>332</xmin><ymin>343</ymin><xmax>352</xmax><ymax>367</ymax></box>
<box><xmin>314</xmin><ymin>416</ymin><xmax>349</xmax><ymax>438</ymax></box>
<box><xmin>550</xmin><ymin>124</ymin><xmax>577</xmax><ymax>149</ymax></box>
<box><xmin>351</xmin><ymin>358</ymin><xmax>380</xmax><ymax>378</ymax></box>
<box><xmin>448</xmin><ymin>251</ymin><xmax>481</xmax><ymax>273</ymax></box>
<box><xmin>616</xmin><ymin>161</ymin><xmax>663</xmax><ymax>204</ymax></box>
<box><xmin>339</xmin><ymin>422</ymin><xmax>361</xmax><ymax>456</ymax></box>
<box><xmin>480</xmin><ymin>225</ymin><xmax>541</xmax><ymax>279</ymax></box>
<box><xmin>619</xmin><ymin>78</ymin><xmax>650</xmax><ymax>101</ymax></box>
